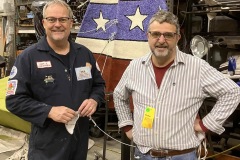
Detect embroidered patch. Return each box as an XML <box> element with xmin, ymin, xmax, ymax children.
<box><xmin>9</xmin><ymin>66</ymin><xmax>17</xmax><ymax>79</ymax></box>
<box><xmin>6</xmin><ymin>80</ymin><xmax>18</xmax><ymax>96</ymax></box>
<box><xmin>37</xmin><ymin>61</ymin><xmax>52</xmax><ymax>68</ymax></box>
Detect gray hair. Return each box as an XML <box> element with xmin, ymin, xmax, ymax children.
<box><xmin>148</xmin><ymin>10</ymin><xmax>180</xmax><ymax>34</ymax></box>
<box><xmin>42</xmin><ymin>0</ymin><xmax>73</xmax><ymax>18</ymax></box>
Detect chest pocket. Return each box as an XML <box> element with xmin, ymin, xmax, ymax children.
<box><xmin>73</xmin><ymin>66</ymin><xmax>92</xmax><ymax>93</ymax></box>
<box><xmin>31</xmin><ymin>67</ymin><xmax>62</xmax><ymax>100</ymax></box>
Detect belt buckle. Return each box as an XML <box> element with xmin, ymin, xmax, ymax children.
<box><xmin>150</xmin><ymin>149</ymin><xmax>168</xmax><ymax>158</ymax></box>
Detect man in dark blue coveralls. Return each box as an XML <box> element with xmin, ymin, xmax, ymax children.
<box><xmin>5</xmin><ymin>0</ymin><xmax>105</xmax><ymax>159</ymax></box>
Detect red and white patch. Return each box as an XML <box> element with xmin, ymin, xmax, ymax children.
<box><xmin>6</xmin><ymin>80</ymin><xmax>18</xmax><ymax>96</ymax></box>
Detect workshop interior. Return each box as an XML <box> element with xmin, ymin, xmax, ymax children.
<box><xmin>0</xmin><ymin>0</ymin><xmax>240</xmax><ymax>159</ymax></box>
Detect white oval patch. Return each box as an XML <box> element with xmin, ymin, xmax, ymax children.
<box><xmin>9</xmin><ymin>66</ymin><xmax>18</xmax><ymax>79</ymax></box>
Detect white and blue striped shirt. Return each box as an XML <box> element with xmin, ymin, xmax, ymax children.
<box><xmin>113</xmin><ymin>48</ymin><xmax>240</xmax><ymax>153</ymax></box>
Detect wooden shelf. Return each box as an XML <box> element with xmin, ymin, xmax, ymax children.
<box><xmin>19</xmin><ymin>24</ymin><xmax>34</xmax><ymax>26</ymax></box>
<box><xmin>0</xmin><ymin>12</ymin><xmax>15</xmax><ymax>17</ymax></box>
<box><xmin>16</xmin><ymin>2</ymin><xmax>32</xmax><ymax>6</ymax></box>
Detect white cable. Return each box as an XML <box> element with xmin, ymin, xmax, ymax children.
<box><xmin>101</xmin><ymin>56</ymin><xmax>108</xmax><ymax>75</ymax></box>
<box><xmin>77</xmin><ymin>0</ymin><xmax>89</xmax><ymax>9</ymax></box>
<box><xmin>95</xmin><ymin>31</ymin><xmax>117</xmax><ymax>74</ymax></box>
<box><xmin>198</xmin><ymin>138</ymin><xmax>208</xmax><ymax>160</ymax></box>
<box><xmin>89</xmin><ymin>116</ymin><xmax>136</xmax><ymax>148</ymax></box>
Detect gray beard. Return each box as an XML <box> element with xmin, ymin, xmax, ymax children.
<box><xmin>152</xmin><ymin>48</ymin><xmax>169</xmax><ymax>58</ymax></box>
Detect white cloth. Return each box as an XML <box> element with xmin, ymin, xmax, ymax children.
<box><xmin>65</xmin><ymin>114</ymin><xmax>79</xmax><ymax>134</ymax></box>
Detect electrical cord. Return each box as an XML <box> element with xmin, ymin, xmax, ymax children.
<box><xmin>77</xmin><ymin>0</ymin><xmax>89</xmax><ymax>9</ymax></box>
<box><xmin>33</xmin><ymin>11</ymin><xmax>45</xmax><ymax>40</ymax></box>
<box><xmin>31</xmin><ymin>2</ymin><xmax>46</xmax><ymax>40</ymax></box>
<box><xmin>205</xmin><ymin>143</ymin><xmax>240</xmax><ymax>159</ymax></box>
<box><xmin>89</xmin><ymin>116</ymin><xmax>136</xmax><ymax>148</ymax></box>
<box><xmin>90</xmin><ymin>116</ymin><xmax>240</xmax><ymax>158</ymax></box>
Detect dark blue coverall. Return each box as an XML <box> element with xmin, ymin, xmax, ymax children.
<box><xmin>6</xmin><ymin>37</ymin><xmax>105</xmax><ymax>160</ymax></box>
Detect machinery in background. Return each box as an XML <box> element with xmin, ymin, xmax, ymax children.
<box><xmin>188</xmin><ymin>0</ymin><xmax>240</xmax><ymax>158</ymax></box>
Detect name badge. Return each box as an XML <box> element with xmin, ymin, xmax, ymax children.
<box><xmin>142</xmin><ymin>106</ymin><xmax>155</xmax><ymax>129</ymax></box>
<box><xmin>75</xmin><ymin>66</ymin><xmax>92</xmax><ymax>81</ymax></box>
<box><xmin>37</xmin><ymin>61</ymin><xmax>52</xmax><ymax>68</ymax></box>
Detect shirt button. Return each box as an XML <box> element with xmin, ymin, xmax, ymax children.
<box><xmin>65</xmin><ymin>69</ymin><xmax>68</xmax><ymax>72</ymax></box>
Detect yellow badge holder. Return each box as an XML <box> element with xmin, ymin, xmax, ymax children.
<box><xmin>142</xmin><ymin>106</ymin><xmax>155</xmax><ymax>129</ymax></box>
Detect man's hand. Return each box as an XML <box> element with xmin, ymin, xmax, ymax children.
<box><xmin>48</xmin><ymin>106</ymin><xmax>76</xmax><ymax>124</ymax></box>
<box><xmin>194</xmin><ymin>116</ymin><xmax>204</xmax><ymax>132</ymax></box>
<box><xmin>78</xmin><ymin>99</ymin><xmax>97</xmax><ymax>117</ymax></box>
<box><xmin>125</xmin><ymin>129</ymin><xmax>133</xmax><ymax>140</ymax></box>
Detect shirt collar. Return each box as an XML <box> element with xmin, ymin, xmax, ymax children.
<box><xmin>36</xmin><ymin>36</ymin><xmax>82</xmax><ymax>52</ymax></box>
<box><xmin>173</xmin><ymin>47</ymin><xmax>186</xmax><ymax>66</ymax></box>
<box><xmin>36</xmin><ymin>36</ymin><xmax>51</xmax><ymax>51</ymax></box>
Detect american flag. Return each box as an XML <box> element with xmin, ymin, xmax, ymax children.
<box><xmin>76</xmin><ymin>0</ymin><xmax>168</xmax><ymax>60</ymax></box>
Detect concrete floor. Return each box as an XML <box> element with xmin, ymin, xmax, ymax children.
<box><xmin>0</xmin><ymin>136</ymin><xmax>122</xmax><ymax>160</ymax></box>
<box><xmin>87</xmin><ymin>136</ymin><xmax>121</xmax><ymax>160</ymax></box>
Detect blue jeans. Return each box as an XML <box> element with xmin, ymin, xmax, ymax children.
<box><xmin>134</xmin><ymin>147</ymin><xmax>197</xmax><ymax>160</ymax></box>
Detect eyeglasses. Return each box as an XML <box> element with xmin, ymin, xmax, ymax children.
<box><xmin>44</xmin><ymin>17</ymin><xmax>71</xmax><ymax>23</ymax></box>
<box><xmin>148</xmin><ymin>31</ymin><xmax>177</xmax><ymax>40</ymax></box>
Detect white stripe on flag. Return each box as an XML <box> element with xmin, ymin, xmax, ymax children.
<box><xmin>76</xmin><ymin>38</ymin><xmax>150</xmax><ymax>59</ymax></box>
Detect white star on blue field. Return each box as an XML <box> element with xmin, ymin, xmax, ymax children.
<box><xmin>77</xmin><ymin>0</ymin><xmax>168</xmax><ymax>42</ymax></box>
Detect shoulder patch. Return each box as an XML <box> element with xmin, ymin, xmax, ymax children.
<box><xmin>6</xmin><ymin>80</ymin><xmax>18</xmax><ymax>96</ymax></box>
<box><xmin>9</xmin><ymin>66</ymin><xmax>18</xmax><ymax>79</ymax></box>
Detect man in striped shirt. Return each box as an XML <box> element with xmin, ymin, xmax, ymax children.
<box><xmin>113</xmin><ymin>10</ymin><xmax>240</xmax><ymax>160</ymax></box>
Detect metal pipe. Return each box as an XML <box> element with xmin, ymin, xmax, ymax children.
<box><xmin>219</xmin><ymin>0</ymin><xmax>240</xmax><ymax>4</ymax></box>
<box><xmin>185</xmin><ymin>0</ymin><xmax>193</xmax><ymax>54</ymax></box>
<box><xmin>181</xmin><ymin>9</ymin><xmax>240</xmax><ymax>14</ymax></box>
<box><xmin>193</xmin><ymin>4</ymin><xmax>240</xmax><ymax>7</ymax></box>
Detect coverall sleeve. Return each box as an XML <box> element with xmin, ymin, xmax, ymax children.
<box><xmin>6</xmin><ymin>51</ymin><xmax>52</xmax><ymax>127</ymax></box>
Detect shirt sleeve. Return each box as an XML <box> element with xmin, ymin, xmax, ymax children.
<box><xmin>122</xmin><ymin>125</ymin><xmax>133</xmax><ymax>132</ymax></box>
<box><xmin>113</xmin><ymin>65</ymin><xmax>133</xmax><ymax>128</ymax></box>
<box><xmin>199</xmin><ymin>120</ymin><xmax>208</xmax><ymax>132</ymax></box>
<box><xmin>200</xmin><ymin>60</ymin><xmax>240</xmax><ymax>134</ymax></box>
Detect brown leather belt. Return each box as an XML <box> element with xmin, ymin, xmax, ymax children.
<box><xmin>149</xmin><ymin>148</ymin><xmax>196</xmax><ymax>158</ymax></box>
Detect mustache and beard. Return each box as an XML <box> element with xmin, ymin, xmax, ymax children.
<box><xmin>152</xmin><ymin>43</ymin><xmax>171</xmax><ymax>58</ymax></box>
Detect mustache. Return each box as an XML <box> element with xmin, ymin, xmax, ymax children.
<box><xmin>155</xmin><ymin>42</ymin><xmax>167</xmax><ymax>47</ymax></box>
<box><xmin>156</xmin><ymin>44</ymin><xmax>168</xmax><ymax>48</ymax></box>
